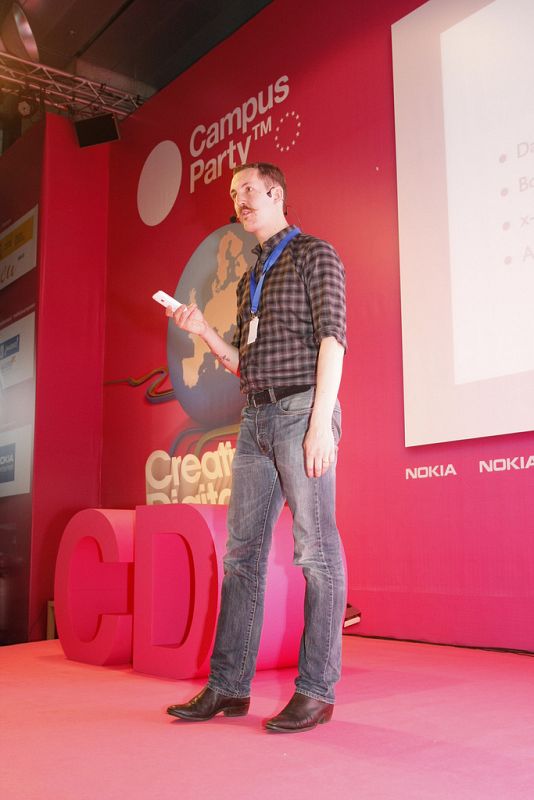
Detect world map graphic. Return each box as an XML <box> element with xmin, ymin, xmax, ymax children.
<box><xmin>167</xmin><ymin>224</ymin><xmax>256</xmax><ymax>426</ymax></box>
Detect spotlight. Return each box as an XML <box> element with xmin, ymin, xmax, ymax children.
<box><xmin>17</xmin><ymin>98</ymin><xmax>34</xmax><ymax>117</ymax></box>
<box><xmin>1</xmin><ymin>2</ymin><xmax>40</xmax><ymax>62</ymax></box>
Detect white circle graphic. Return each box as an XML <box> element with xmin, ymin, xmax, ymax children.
<box><xmin>137</xmin><ymin>140</ymin><xmax>182</xmax><ymax>226</ymax></box>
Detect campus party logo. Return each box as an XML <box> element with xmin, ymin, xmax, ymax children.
<box><xmin>138</xmin><ymin>74</ymin><xmax>300</xmax><ymax>226</ymax></box>
<box><xmin>0</xmin><ymin>443</ymin><xmax>15</xmax><ymax>483</ymax></box>
<box><xmin>188</xmin><ymin>74</ymin><xmax>295</xmax><ymax>193</ymax></box>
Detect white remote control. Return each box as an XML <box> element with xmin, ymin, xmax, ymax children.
<box><xmin>152</xmin><ymin>290</ymin><xmax>182</xmax><ymax>313</ymax></box>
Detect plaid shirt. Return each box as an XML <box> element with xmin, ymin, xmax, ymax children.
<box><xmin>232</xmin><ymin>225</ymin><xmax>347</xmax><ymax>394</ymax></box>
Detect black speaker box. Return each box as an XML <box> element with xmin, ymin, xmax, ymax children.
<box><xmin>74</xmin><ymin>114</ymin><xmax>120</xmax><ymax>148</ymax></box>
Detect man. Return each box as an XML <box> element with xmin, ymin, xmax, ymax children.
<box><xmin>166</xmin><ymin>162</ymin><xmax>347</xmax><ymax>733</ymax></box>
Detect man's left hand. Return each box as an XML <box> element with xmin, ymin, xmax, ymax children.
<box><xmin>303</xmin><ymin>423</ymin><xmax>336</xmax><ymax>478</ymax></box>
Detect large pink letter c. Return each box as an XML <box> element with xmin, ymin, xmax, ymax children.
<box><xmin>54</xmin><ymin>508</ymin><xmax>135</xmax><ymax>665</ymax></box>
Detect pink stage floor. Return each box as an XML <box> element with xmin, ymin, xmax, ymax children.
<box><xmin>2</xmin><ymin>635</ymin><xmax>534</xmax><ymax>799</ymax></box>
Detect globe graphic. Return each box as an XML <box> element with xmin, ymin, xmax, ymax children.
<box><xmin>167</xmin><ymin>224</ymin><xmax>256</xmax><ymax>426</ymax></box>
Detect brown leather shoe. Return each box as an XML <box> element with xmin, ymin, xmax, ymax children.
<box><xmin>167</xmin><ymin>687</ymin><xmax>250</xmax><ymax>721</ymax></box>
<box><xmin>265</xmin><ymin>692</ymin><xmax>334</xmax><ymax>733</ymax></box>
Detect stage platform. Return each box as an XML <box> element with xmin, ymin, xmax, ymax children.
<box><xmin>2</xmin><ymin>635</ymin><xmax>534</xmax><ymax>799</ymax></box>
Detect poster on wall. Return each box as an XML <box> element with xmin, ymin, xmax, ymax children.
<box><xmin>0</xmin><ymin>312</ymin><xmax>36</xmax><ymax>497</ymax></box>
<box><xmin>0</xmin><ymin>424</ymin><xmax>33</xmax><ymax>497</ymax></box>
<box><xmin>0</xmin><ymin>205</ymin><xmax>38</xmax><ymax>291</ymax></box>
<box><xmin>0</xmin><ymin>313</ymin><xmax>35</xmax><ymax>390</ymax></box>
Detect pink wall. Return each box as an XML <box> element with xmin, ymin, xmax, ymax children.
<box><xmin>93</xmin><ymin>0</ymin><xmax>534</xmax><ymax>651</ymax></box>
<box><xmin>29</xmin><ymin>114</ymin><xmax>109</xmax><ymax>639</ymax></box>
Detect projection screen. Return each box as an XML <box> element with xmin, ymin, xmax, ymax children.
<box><xmin>392</xmin><ymin>0</ymin><xmax>534</xmax><ymax>446</ymax></box>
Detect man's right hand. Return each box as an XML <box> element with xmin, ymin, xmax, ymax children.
<box><xmin>165</xmin><ymin>302</ymin><xmax>240</xmax><ymax>376</ymax></box>
<box><xmin>166</xmin><ymin>303</ymin><xmax>208</xmax><ymax>338</ymax></box>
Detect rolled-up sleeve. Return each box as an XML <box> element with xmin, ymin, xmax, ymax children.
<box><xmin>303</xmin><ymin>240</ymin><xmax>347</xmax><ymax>351</ymax></box>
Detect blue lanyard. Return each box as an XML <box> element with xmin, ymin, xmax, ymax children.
<box><xmin>249</xmin><ymin>227</ymin><xmax>301</xmax><ymax>315</ymax></box>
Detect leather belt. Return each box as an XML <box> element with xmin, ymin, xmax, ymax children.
<box><xmin>246</xmin><ymin>384</ymin><xmax>312</xmax><ymax>408</ymax></box>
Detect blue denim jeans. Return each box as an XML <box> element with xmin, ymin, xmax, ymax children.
<box><xmin>207</xmin><ymin>387</ymin><xmax>346</xmax><ymax>704</ymax></box>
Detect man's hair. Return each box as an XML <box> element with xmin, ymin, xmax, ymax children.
<box><xmin>233</xmin><ymin>162</ymin><xmax>287</xmax><ymax>202</ymax></box>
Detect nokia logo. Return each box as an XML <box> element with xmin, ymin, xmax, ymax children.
<box><xmin>479</xmin><ymin>456</ymin><xmax>534</xmax><ymax>473</ymax></box>
<box><xmin>405</xmin><ymin>464</ymin><xmax>457</xmax><ymax>480</ymax></box>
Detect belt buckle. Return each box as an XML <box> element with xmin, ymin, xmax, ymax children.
<box><xmin>249</xmin><ymin>387</ymin><xmax>276</xmax><ymax>407</ymax></box>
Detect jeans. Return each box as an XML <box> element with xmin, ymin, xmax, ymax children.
<box><xmin>207</xmin><ymin>387</ymin><xmax>346</xmax><ymax>704</ymax></box>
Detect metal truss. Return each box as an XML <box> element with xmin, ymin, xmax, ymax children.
<box><xmin>0</xmin><ymin>50</ymin><xmax>144</xmax><ymax>119</ymax></box>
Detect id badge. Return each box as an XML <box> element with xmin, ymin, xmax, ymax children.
<box><xmin>247</xmin><ymin>315</ymin><xmax>259</xmax><ymax>345</ymax></box>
